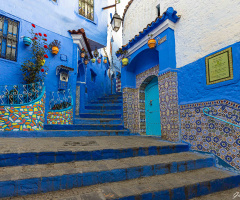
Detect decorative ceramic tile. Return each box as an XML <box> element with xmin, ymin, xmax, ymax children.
<box><xmin>47</xmin><ymin>108</ymin><xmax>73</xmax><ymax>125</ymax></box>
<box><xmin>180</xmin><ymin>100</ymin><xmax>240</xmax><ymax>170</ymax></box>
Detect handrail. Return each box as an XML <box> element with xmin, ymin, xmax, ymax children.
<box><xmin>203</xmin><ymin>107</ymin><xmax>240</xmax><ymax>128</ymax></box>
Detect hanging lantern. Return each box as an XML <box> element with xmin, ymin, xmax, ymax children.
<box><xmin>111</xmin><ymin>12</ymin><xmax>122</xmax><ymax>32</ymax></box>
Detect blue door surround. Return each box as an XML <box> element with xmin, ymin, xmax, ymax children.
<box><xmin>145</xmin><ymin>77</ymin><xmax>161</xmax><ymax>136</ymax></box>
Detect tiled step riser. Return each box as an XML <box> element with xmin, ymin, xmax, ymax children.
<box><xmin>0</xmin><ymin>131</ymin><xmax>132</xmax><ymax>138</ymax></box>
<box><xmin>44</xmin><ymin>125</ymin><xmax>125</xmax><ymax>131</ymax></box>
<box><xmin>75</xmin><ymin>119</ymin><xmax>122</xmax><ymax>125</ymax></box>
<box><xmin>79</xmin><ymin>114</ymin><xmax>122</xmax><ymax>118</ymax></box>
<box><xmin>0</xmin><ymin>145</ymin><xmax>189</xmax><ymax>167</ymax></box>
<box><xmin>85</xmin><ymin>106</ymin><xmax>122</xmax><ymax>110</ymax></box>
<box><xmin>116</xmin><ymin>176</ymin><xmax>240</xmax><ymax>200</ymax></box>
<box><xmin>0</xmin><ymin>158</ymin><xmax>214</xmax><ymax>198</ymax></box>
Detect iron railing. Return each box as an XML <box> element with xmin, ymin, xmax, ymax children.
<box><xmin>49</xmin><ymin>89</ymin><xmax>72</xmax><ymax>110</ymax></box>
<box><xmin>0</xmin><ymin>82</ymin><xmax>44</xmax><ymax>105</ymax></box>
<box><xmin>203</xmin><ymin>107</ymin><xmax>240</xmax><ymax>128</ymax></box>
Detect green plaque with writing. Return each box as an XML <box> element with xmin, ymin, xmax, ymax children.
<box><xmin>206</xmin><ymin>47</ymin><xmax>233</xmax><ymax>85</ymax></box>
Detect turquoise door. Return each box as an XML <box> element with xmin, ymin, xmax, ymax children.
<box><xmin>145</xmin><ymin>77</ymin><xmax>161</xmax><ymax>136</ymax></box>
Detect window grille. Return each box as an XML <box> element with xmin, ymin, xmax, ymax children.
<box><xmin>79</xmin><ymin>0</ymin><xmax>94</xmax><ymax>21</ymax></box>
<box><xmin>0</xmin><ymin>15</ymin><xmax>19</xmax><ymax>61</ymax></box>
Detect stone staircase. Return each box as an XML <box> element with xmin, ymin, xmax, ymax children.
<box><xmin>0</xmin><ymin>93</ymin><xmax>240</xmax><ymax>199</ymax></box>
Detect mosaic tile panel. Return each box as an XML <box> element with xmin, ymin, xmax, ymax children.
<box><xmin>0</xmin><ymin>94</ymin><xmax>45</xmax><ymax>131</ymax></box>
<box><xmin>158</xmin><ymin>71</ymin><xmax>180</xmax><ymax>142</ymax></box>
<box><xmin>180</xmin><ymin>100</ymin><xmax>240</xmax><ymax>170</ymax></box>
<box><xmin>47</xmin><ymin>108</ymin><xmax>73</xmax><ymax>125</ymax></box>
<box><xmin>123</xmin><ymin>88</ymin><xmax>139</xmax><ymax>133</ymax></box>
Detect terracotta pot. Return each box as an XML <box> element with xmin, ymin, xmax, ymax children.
<box><xmin>81</xmin><ymin>53</ymin><xmax>85</xmax><ymax>58</ymax></box>
<box><xmin>122</xmin><ymin>58</ymin><xmax>129</xmax><ymax>66</ymax></box>
<box><xmin>91</xmin><ymin>58</ymin><xmax>96</xmax><ymax>63</ymax></box>
<box><xmin>84</xmin><ymin>60</ymin><xmax>89</xmax><ymax>65</ymax></box>
<box><xmin>23</xmin><ymin>36</ymin><xmax>32</xmax><ymax>46</ymax></box>
<box><xmin>148</xmin><ymin>39</ymin><xmax>157</xmax><ymax>49</ymax></box>
<box><xmin>97</xmin><ymin>59</ymin><xmax>101</xmax><ymax>64</ymax></box>
<box><xmin>52</xmin><ymin>46</ymin><xmax>59</xmax><ymax>55</ymax></box>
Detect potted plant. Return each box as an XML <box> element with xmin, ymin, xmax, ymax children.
<box><xmin>23</xmin><ymin>36</ymin><xmax>32</xmax><ymax>46</ymax></box>
<box><xmin>80</xmin><ymin>48</ymin><xmax>86</xmax><ymax>58</ymax></box>
<box><xmin>97</xmin><ymin>56</ymin><xmax>101</xmax><ymax>64</ymax></box>
<box><xmin>148</xmin><ymin>34</ymin><xmax>157</xmax><ymax>49</ymax></box>
<box><xmin>21</xmin><ymin>24</ymin><xmax>49</xmax><ymax>84</ymax></box>
<box><xmin>49</xmin><ymin>39</ymin><xmax>61</xmax><ymax>55</ymax></box>
<box><xmin>84</xmin><ymin>55</ymin><xmax>89</xmax><ymax>65</ymax></box>
<box><xmin>91</xmin><ymin>58</ymin><xmax>96</xmax><ymax>63</ymax></box>
<box><xmin>103</xmin><ymin>57</ymin><xmax>108</xmax><ymax>64</ymax></box>
<box><xmin>117</xmin><ymin>49</ymin><xmax>129</xmax><ymax>66</ymax></box>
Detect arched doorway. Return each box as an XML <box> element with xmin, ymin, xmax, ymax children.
<box><xmin>145</xmin><ymin>77</ymin><xmax>161</xmax><ymax>136</ymax></box>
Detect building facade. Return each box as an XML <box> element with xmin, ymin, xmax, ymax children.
<box><xmin>0</xmin><ymin>0</ymin><xmax>115</xmax><ymax>129</ymax></box>
<box><xmin>120</xmin><ymin>0</ymin><xmax>240</xmax><ymax>170</ymax></box>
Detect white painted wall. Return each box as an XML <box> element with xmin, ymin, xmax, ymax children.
<box><xmin>123</xmin><ymin>0</ymin><xmax>240</xmax><ymax>68</ymax></box>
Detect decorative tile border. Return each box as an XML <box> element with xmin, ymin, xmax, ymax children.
<box><xmin>0</xmin><ymin>94</ymin><xmax>45</xmax><ymax>131</ymax></box>
<box><xmin>180</xmin><ymin>99</ymin><xmax>240</xmax><ymax>170</ymax></box>
<box><xmin>47</xmin><ymin>107</ymin><xmax>73</xmax><ymax>125</ymax></box>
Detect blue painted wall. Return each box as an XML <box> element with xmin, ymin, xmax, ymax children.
<box><xmin>178</xmin><ymin>42</ymin><xmax>240</xmax><ymax>105</ymax></box>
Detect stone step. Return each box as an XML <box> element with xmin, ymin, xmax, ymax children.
<box><xmin>0</xmin><ymin>130</ymin><xmax>132</xmax><ymax>138</ymax></box>
<box><xmin>83</xmin><ymin>109</ymin><xmax>122</xmax><ymax>114</ymax></box>
<box><xmin>3</xmin><ymin>167</ymin><xmax>240</xmax><ymax>199</ymax></box>
<box><xmin>79</xmin><ymin>113</ymin><xmax>122</xmax><ymax>118</ymax></box>
<box><xmin>44</xmin><ymin>124</ymin><xmax>125</xmax><ymax>131</ymax></box>
<box><xmin>91</xmin><ymin>99</ymin><xmax>123</xmax><ymax>104</ymax></box>
<box><xmin>86</xmin><ymin>103</ymin><xmax>123</xmax><ymax>107</ymax></box>
<box><xmin>85</xmin><ymin>105</ymin><xmax>122</xmax><ymax>110</ymax></box>
<box><xmin>75</xmin><ymin>118</ymin><xmax>122</xmax><ymax>125</ymax></box>
<box><xmin>0</xmin><ymin>137</ymin><xmax>188</xmax><ymax>167</ymax></box>
<box><xmin>191</xmin><ymin>187</ymin><xmax>240</xmax><ymax>200</ymax></box>
<box><xmin>98</xmin><ymin>96</ymin><xmax>122</xmax><ymax>101</ymax></box>
<box><xmin>0</xmin><ymin>152</ymin><xmax>213</xmax><ymax>198</ymax></box>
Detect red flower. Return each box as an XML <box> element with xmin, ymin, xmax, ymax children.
<box><xmin>44</xmin><ymin>54</ymin><xmax>48</xmax><ymax>58</ymax></box>
<box><xmin>41</xmin><ymin>69</ymin><xmax>44</xmax><ymax>72</ymax></box>
<box><xmin>32</xmin><ymin>24</ymin><xmax>36</xmax><ymax>28</ymax></box>
<box><xmin>32</xmin><ymin>38</ymin><xmax>35</xmax><ymax>40</ymax></box>
<box><xmin>44</xmin><ymin>45</ymin><xmax>48</xmax><ymax>49</ymax></box>
<box><xmin>35</xmin><ymin>33</ymin><xmax>38</xmax><ymax>35</ymax></box>
<box><xmin>34</xmin><ymin>37</ymin><xmax>37</xmax><ymax>40</ymax></box>
<box><xmin>44</xmin><ymin>34</ymin><xmax>47</xmax><ymax>37</ymax></box>
<box><xmin>39</xmin><ymin>33</ymin><xmax>42</xmax><ymax>36</ymax></box>
<box><xmin>44</xmin><ymin>38</ymin><xmax>47</xmax><ymax>41</ymax></box>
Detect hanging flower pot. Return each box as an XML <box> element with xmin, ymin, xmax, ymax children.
<box><xmin>103</xmin><ymin>58</ymin><xmax>108</xmax><ymax>64</ymax></box>
<box><xmin>52</xmin><ymin>46</ymin><xmax>59</xmax><ymax>55</ymax></box>
<box><xmin>91</xmin><ymin>58</ymin><xmax>96</xmax><ymax>63</ymax></box>
<box><xmin>23</xmin><ymin>36</ymin><xmax>32</xmax><ymax>46</ymax></box>
<box><xmin>148</xmin><ymin>38</ymin><xmax>157</xmax><ymax>49</ymax></box>
<box><xmin>122</xmin><ymin>58</ymin><xmax>129</xmax><ymax>66</ymax></box>
<box><xmin>81</xmin><ymin>52</ymin><xmax>85</xmax><ymax>58</ymax></box>
<box><xmin>97</xmin><ymin>58</ymin><xmax>101</xmax><ymax>64</ymax></box>
<box><xmin>84</xmin><ymin>60</ymin><xmax>89</xmax><ymax>65</ymax></box>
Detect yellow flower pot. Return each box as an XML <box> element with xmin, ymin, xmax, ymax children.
<box><xmin>122</xmin><ymin>58</ymin><xmax>129</xmax><ymax>66</ymax></box>
<box><xmin>52</xmin><ymin>46</ymin><xmax>59</xmax><ymax>55</ymax></box>
<box><xmin>148</xmin><ymin>39</ymin><xmax>157</xmax><ymax>49</ymax></box>
<box><xmin>38</xmin><ymin>58</ymin><xmax>45</xmax><ymax>66</ymax></box>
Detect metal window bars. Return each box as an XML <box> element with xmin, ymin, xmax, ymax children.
<box><xmin>49</xmin><ymin>89</ymin><xmax>72</xmax><ymax>110</ymax></box>
<box><xmin>0</xmin><ymin>82</ymin><xmax>44</xmax><ymax>105</ymax></box>
<box><xmin>79</xmin><ymin>0</ymin><xmax>94</xmax><ymax>21</ymax></box>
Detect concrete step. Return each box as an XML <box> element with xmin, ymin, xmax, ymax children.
<box><xmin>44</xmin><ymin>124</ymin><xmax>125</xmax><ymax>131</ymax></box>
<box><xmin>79</xmin><ymin>113</ymin><xmax>122</xmax><ymax>118</ymax></box>
<box><xmin>75</xmin><ymin>118</ymin><xmax>122</xmax><ymax>125</ymax></box>
<box><xmin>191</xmin><ymin>187</ymin><xmax>240</xmax><ymax>200</ymax></box>
<box><xmin>0</xmin><ymin>137</ymin><xmax>188</xmax><ymax>167</ymax></box>
<box><xmin>3</xmin><ymin>167</ymin><xmax>240</xmax><ymax>199</ymax></box>
<box><xmin>85</xmin><ymin>105</ymin><xmax>122</xmax><ymax>110</ymax></box>
<box><xmin>0</xmin><ymin>152</ymin><xmax>213</xmax><ymax>198</ymax></box>
<box><xmin>0</xmin><ymin>130</ymin><xmax>132</xmax><ymax>138</ymax></box>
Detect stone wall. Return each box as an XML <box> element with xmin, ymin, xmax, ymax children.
<box><xmin>180</xmin><ymin>100</ymin><xmax>240</xmax><ymax>170</ymax></box>
<box><xmin>0</xmin><ymin>94</ymin><xmax>45</xmax><ymax>131</ymax></box>
<box><xmin>123</xmin><ymin>0</ymin><xmax>240</xmax><ymax>68</ymax></box>
<box><xmin>47</xmin><ymin>107</ymin><xmax>73</xmax><ymax>125</ymax></box>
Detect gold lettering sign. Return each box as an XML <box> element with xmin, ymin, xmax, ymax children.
<box><xmin>206</xmin><ymin>47</ymin><xmax>233</xmax><ymax>85</ymax></box>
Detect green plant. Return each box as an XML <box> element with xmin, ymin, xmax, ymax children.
<box><xmin>81</xmin><ymin>48</ymin><xmax>86</xmax><ymax>53</ymax></box>
<box><xmin>49</xmin><ymin>39</ymin><xmax>61</xmax><ymax>49</ymax></box>
<box><xmin>148</xmin><ymin>34</ymin><xmax>154</xmax><ymax>39</ymax></box>
<box><xmin>52</xmin><ymin>101</ymin><xmax>71</xmax><ymax>110</ymax></box>
<box><xmin>21</xmin><ymin>24</ymin><xmax>49</xmax><ymax>84</ymax></box>
<box><xmin>116</xmin><ymin>49</ymin><xmax>128</xmax><ymax>58</ymax></box>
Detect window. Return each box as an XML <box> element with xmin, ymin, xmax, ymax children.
<box><xmin>79</xmin><ymin>0</ymin><xmax>94</xmax><ymax>21</ymax></box>
<box><xmin>0</xmin><ymin>15</ymin><xmax>19</xmax><ymax>61</ymax></box>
